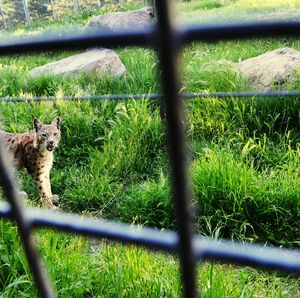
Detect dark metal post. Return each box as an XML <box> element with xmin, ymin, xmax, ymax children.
<box><xmin>154</xmin><ymin>0</ymin><xmax>197</xmax><ymax>297</ymax></box>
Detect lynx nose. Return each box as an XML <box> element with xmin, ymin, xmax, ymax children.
<box><xmin>49</xmin><ymin>141</ymin><xmax>54</xmax><ymax>146</ymax></box>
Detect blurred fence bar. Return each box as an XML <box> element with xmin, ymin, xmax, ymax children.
<box><xmin>0</xmin><ymin>21</ymin><xmax>300</xmax><ymax>55</ymax></box>
<box><xmin>1</xmin><ymin>201</ymin><xmax>300</xmax><ymax>273</ymax></box>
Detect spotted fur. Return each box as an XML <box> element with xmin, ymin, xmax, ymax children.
<box><xmin>0</xmin><ymin>118</ymin><xmax>61</xmax><ymax>208</ymax></box>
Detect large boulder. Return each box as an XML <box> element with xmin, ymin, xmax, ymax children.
<box><xmin>29</xmin><ymin>48</ymin><xmax>126</xmax><ymax>77</ymax></box>
<box><xmin>87</xmin><ymin>7</ymin><xmax>155</xmax><ymax>32</ymax></box>
<box><xmin>235</xmin><ymin>48</ymin><xmax>300</xmax><ymax>90</ymax></box>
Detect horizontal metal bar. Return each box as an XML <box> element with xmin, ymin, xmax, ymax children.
<box><xmin>0</xmin><ymin>202</ymin><xmax>178</xmax><ymax>252</ymax></box>
<box><xmin>28</xmin><ymin>205</ymin><xmax>179</xmax><ymax>252</ymax></box>
<box><xmin>0</xmin><ymin>29</ymin><xmax>155</xmax><ymax>55</ymax></box>
<box><xmin>0</xmin><ymin>202</ymin><xmax>299</xmax><ymax>273</ymax></box>
<box><xmin>1</xmin><ymin>90</ymin><xmax>300</xmax><ymax>103</ymax></box>
<box><xmin>0</xmin><ymin>21</ymin><xmax>300</xmax><ymax>57</ymax></box>
<box><xmin>182</xmin><ymin>21</ymin><xmax>300</xmax><ymax>44</ymax></box>
<box><xmin>195</xmin><ymin>238</ymin><xmax>300</xmax><ymax>273</ymax></box>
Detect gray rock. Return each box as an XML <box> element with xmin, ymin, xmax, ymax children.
<box><xmin>235</xmin><ymin>47</ymin><xmax>300</xmax><ymax>90</ymax></box>
<box><xmin>29</xmin><ymin>48</ymin><xmax>126</xmax><ymax>78</ymax></box>
<box><xmin>87</xmin><ymin>7</ymin><xmax>155</xmax><ymax>32</ymax></box>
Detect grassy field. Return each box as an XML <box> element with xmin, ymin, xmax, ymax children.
<box><xmin>0</xmin><ymin>0</ymin><xmax>300</xmax><ymax>296</ymax></box>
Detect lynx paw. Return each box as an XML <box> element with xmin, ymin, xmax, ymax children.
<box><xmin>18</xmin><ymin>191</ymin><xmax>28</xmax><ymax>201</ymax></box>
<box><xmin>50</xmin><ymin>204</ymin><xmax>58</xmax><ymax>211</ymax></box>
<box><xmin>51</xmin><ymin>194</ymin><xmax>59</xmax><ymax>204</ymax></box>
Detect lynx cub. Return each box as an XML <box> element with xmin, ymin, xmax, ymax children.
<box><xmin>0</xmin><ymin>118</ymin><xmax>61</xmax><ymax>208</ymax></box>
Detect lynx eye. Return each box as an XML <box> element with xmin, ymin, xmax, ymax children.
<box><xmin>53</xmin><ymin>133</ymin><xmax>58</xmax><ymax>136</ymax></box>
<box><xmin>41</xmin><ymin>133</ymin><xmax>48</xmax><ymax>138</ymax></box>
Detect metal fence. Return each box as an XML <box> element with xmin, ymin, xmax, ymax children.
<box><xmin>0</xmin><ymin>1</ymin><xmax>300</xmax><ymax>297</ymax></box>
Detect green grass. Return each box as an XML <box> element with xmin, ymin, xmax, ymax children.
<box><xmin>0</xmin><ymin>0</ymin><xmax>300</xmax><ymax>296</ymax></box>
<box><xmin>191</xmin><ymin>144</ymin><xmax>300</xmax><ymax>244</ymax></box>
<box><xmin>176</xmin><ymin>0</ymin><xmax>300</xmax><ymax>24</ymax></box>
<box><xmin>1</xmin><ymin>221</ymin><xmax>299</xmax><ymax>297</ymax></box>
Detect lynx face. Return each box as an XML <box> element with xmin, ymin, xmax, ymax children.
<box><xmin>34</xmin><ymin>118</ymin><xmax>61</xmax><ymax>152</ymax></box>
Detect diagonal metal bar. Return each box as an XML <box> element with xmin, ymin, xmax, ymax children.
<box><xmin>1</xmin><ymin>202</ymin><xmax>300</xmax><ymax>273</ymax></box>
<box><xmin>0</xmin><ymin>141</ymin><xmax>54</xmax><ymax>298</ymax></box>
<box><xmin>154</xmin><ymin>0</ymin><xmax>197</xmax><ymax>297</ymax></box>
<box><xmin>194</xmin><ymin>238</ymin><xmax>300</xmax><ymax>273</ymax></box>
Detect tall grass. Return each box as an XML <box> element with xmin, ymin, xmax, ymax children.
<box><xmin>191</xmin><ymin>144</ymin><xmax>300</xmax><ymax>244</ymax></box>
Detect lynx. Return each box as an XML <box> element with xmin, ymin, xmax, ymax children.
<box><xmin>0</xmin><ymin>118</ymin><xmax>61</xmax><ymax>208</ymax></box>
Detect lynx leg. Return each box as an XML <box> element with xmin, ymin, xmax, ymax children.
<box><xmin>32</xmin><ymin>170</ymin><xmax>56</xmax><ymax>208</ymax></box>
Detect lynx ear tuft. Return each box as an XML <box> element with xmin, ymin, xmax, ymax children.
<box><xmin>52</xmin><ymin>117</ymin><xmax>61</xmax><ymax>130</ymax></box>
<box><xmin>33</xmin><ymin>119</ymin><xmax>42</xmax><ymax>132</ymax></box>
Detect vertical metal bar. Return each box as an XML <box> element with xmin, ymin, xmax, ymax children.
<box><xmin>154</xmin><ymin>1</ymin><xmax>197</xmax><ymax>297</ymax></box>
<box><xmin>0</xmin><ymin>141</ymin><xmax>54</xmax><ymax>298</ymax></box>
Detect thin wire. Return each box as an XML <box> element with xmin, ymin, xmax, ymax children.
<box><xmin>0</xmin><ymin>90</ymin><xmax>300</xmax><ymax>103</ymax></box>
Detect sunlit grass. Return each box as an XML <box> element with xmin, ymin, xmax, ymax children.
<box><xmin>176</xmin><ymin>0</ymin><xmax>300</xmax><ymax>24</ymax></box>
